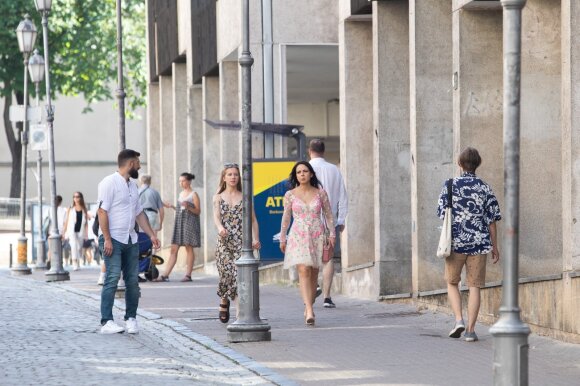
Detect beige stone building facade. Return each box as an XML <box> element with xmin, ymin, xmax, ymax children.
<box><xmin>146</xmin><ymin>0</ymin><xmax>579</xmax><ymax>342</ymax></box>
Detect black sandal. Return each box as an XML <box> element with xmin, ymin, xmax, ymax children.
<box><xmin>219</xmin><ymin>299</ymin><xmax>230</xmax><ymax>323</ymax></box>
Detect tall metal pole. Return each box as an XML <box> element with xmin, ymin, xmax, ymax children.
<box><xmin>490</xmin><ymin>1</ymin><xmax>530</xmax><ymax>384</ymax></box>
<box><xmin>34</xmin><ymin>81</ymin><xmax>47</xmax><ymax>270</ymax></box>
<box><xmin>13</xmin><ymin>53</ymin><xmax>32</xmax><ymax>276</ymax></box>
<box><xmin>116</xmin><ymin>0</ymin><xmax>126</xmax><ymax>151</ymax></box>
<box><xmin>227</xmin><ymin>0</ymin><xmax>271</xmax><ymax>342</ymax></box>
<box><xmin>41</xmin><ymin>9</ymin><xmax>70</xmax><ymax>282</ymax></box>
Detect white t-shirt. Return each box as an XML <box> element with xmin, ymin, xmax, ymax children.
<box><xmin>97</xmin><ymin>172</ymin><xmax>143</xmax><ymax>244</ymax></box>
<box><xmin>56</xmin><ymin>206</ymin><xmax>68</xmax><ymax>235</ymax></box>
<box><xmin>310</xmin><ymin>157</ymin><xmax>348</xmax><ymax>226</ymax></box>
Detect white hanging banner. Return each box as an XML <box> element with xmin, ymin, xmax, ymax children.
<box><xmin>9</xmin><ymin>105</ymin><xmax>42</xmax><ymax>123</ymax></box>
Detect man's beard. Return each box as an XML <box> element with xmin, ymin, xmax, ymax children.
<box><xmin>129</xmin><ymin>168</ymin><xmax>139</xmax><ymax>179</ymax></box>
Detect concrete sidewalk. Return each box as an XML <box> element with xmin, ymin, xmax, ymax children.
<box><xmin>6</xmin><ymin>266</ymin><xmax>580</xmax><ymax>385</ymax></box>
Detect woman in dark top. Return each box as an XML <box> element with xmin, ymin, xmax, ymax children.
<box><xmin>62</xmin><ymin>191</ymin><xmax>90</xmax><ymax>271</ymax></box>
<box><xmin>437</xmin><ymin>147</ymin><xmax>501</xmax><ymax>342</ymax></box>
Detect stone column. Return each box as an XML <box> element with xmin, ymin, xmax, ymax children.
<box><xmin>147</xmin><ymin>83</ymin><xmax>161</xmax><ymax>182</ymax></box>
<box><xmin>452</xmin><ymin>8</ymin><xmax>503</xmax><ymax>282</ymax></box>
<box><xmin>339</xmin><ymin>18</ymin><xmax>375</xmax><ymax>299</ymax></box>
<box><xmin>220</xmin><ymin>61</ymin><xmax>241</xmax><ymax>164</ymax></box>
<box><xmin>173</xmin><ymin>63</ymin><xmax>189</xmax><ymax>179</ymax></box>
<box><xmin>202</xmin><ymin>76</ymin><xmax>221</xmax><ymax>272</ymax></box>
<box><xmin>410</xmin><ymin>0</ymin><xmax>453</xmax><ymax>294</ymax></box>
<box><xmin>518</xmin><ymin>0</ymin><xmax>562</xmax><ymax>278</ymax></box>
<box><xmin>188</xmin><ymin>84</ymin><xmax>204</xmax><ymax>189</ymax></box>
<box><xmin>561</xmin><ymin>0</ymin><xmax>580</xmax><ymax>333</ymax></box>
<box><xmin>372</xmin><ymin>1</ymin><xmax>412</xmax><ymax>297</ymax></box>
<box><xmin>159</xmin><ymin>75</ymin><xmax>175</xmax><ymax>247</ymax></box>
<box><xmin>171</xmin><ymin>62</ymin><xmax>191</xmax><ymax>271</ymax></box>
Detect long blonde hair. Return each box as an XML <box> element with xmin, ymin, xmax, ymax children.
<box><xmin>217</xmin><ymin>164</ymin><xmax>242</xmax><ymax>194</ymax></box>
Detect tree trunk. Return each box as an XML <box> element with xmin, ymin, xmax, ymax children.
<box><xmin>3</xmin><ymin>84</ymin><xmax>23</xmax><ymax>198</ymax></box>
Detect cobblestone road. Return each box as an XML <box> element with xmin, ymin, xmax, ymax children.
<box><xmin>0</xmin><ymin>273</ymin><xmax>290</xmax><ymax>386</ymax></box>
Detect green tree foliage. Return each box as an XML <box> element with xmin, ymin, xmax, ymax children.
<box><xmin>0</xmin><ymin>0</ymin><xmax>146</xmax><ymax>197</ymax></box>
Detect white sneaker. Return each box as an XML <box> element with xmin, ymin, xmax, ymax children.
<box><xmin>97</xmin><ymin>272</ymin><xmax>105</xmax><ymax>286</ymax></box>
<box><xmin>125</xmin><ymin>317</ymin><xmax>139</xmax><ymax>334</ymax></box>
<box><xmin>100</xmin><ymin>320</ymin><xmax>124</xmax><ymax>334</ymax></box>
<box><xmin>117</xmin><ymin>278</ymin><xmax>126</xmax><ymax>290</ymax></box>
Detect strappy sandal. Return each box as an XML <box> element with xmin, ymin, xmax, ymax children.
<box><xmin>154</xmin><ymin>275</ymin><xmax>169</xmax><ymax>282</ymax></box>
<box><xmin>219</xmin><ymin>299</ymin><xmax>230</xmax><ymax>324</ymax></box>
<box><xmin>180</xmin><ymin>275</ymin><xmax>192</xmax><ymax>282</ymax></box>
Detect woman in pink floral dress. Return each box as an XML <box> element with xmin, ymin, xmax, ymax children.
<box><xmin>280</xmin><ymin>161</ymin><xmax>335</xmax><ymax>326</ymax></box>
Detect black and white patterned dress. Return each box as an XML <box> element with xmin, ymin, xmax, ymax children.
<box><xmin>215</xmin><ymin>199</ymin><xmax>243</xmax><ymax>300</ymax></box>
<box><xmin>171</xmin><ymin>192</ymin><xmax>201</xmax><ymax>247</ymax></box>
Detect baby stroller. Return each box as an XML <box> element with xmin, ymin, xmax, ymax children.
<box><xmin>137</xmin><ymin>232</ymin><xmax>164</xmax><ymax>281</ymax></box>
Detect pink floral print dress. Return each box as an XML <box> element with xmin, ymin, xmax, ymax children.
<box><xmin>280</xmin><ymin>189</ymin><xmax>335</xmax><ymax>269</ymax></box>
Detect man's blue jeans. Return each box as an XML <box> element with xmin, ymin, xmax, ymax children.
<box><xmin>99</xmin><ymin>236</ymin><xmax>140</xmax><ymax>325</ymax></box>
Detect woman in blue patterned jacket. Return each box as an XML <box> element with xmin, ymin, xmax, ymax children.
<box><xmin>437</xmin><ymin>147</ymin><xmax>501</xmax><ymax>342</ymax></box>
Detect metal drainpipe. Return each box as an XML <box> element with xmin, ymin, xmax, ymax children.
<box><xmin>262</xmin><ymin>0</ymin><xmax>274</xmax><ymax>157</ymax></box>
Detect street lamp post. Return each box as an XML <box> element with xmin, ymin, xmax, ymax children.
<box><xmin>116</xmin><ymin>0</ymin><xmax>126</xmax><ymax>151</ymax></box>
<box><xmin>29</xmin><ymin>49</ymin><xmax>47</xmax><ymax>270</ymax></box>
<box><xmin>12</xmin><ymin>14</ymin><xmax>37</xmax><ymax>276</ymax></box>
<box><xmin>227</xmin><ymin>0</ymin><xmax>271</xmax><ymax>343</ymax></box>
<box><xmin>490</xmin><ymin>1</ymin><xmax>531</xmax><ymax>385</ymax></box>
<box><xmin>35</xmin><ymin>0</ymin><xmax>70</xmax><ymax>282</ymax></box>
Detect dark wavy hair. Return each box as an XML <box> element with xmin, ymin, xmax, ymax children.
<box><xmin>288</xmin><ymin>161</ymin><xmax>321</xmax><ymax>189</ymax></box>
<box><xmin>180</xmin><ymin>172</ymin><xmax>195</xmax><ymax>181</ymax></box>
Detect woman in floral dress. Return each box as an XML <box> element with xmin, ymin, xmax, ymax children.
<box><xmin>280</xmin><ymin>161</ymin><xmax>335</xmax><ymax>326</ymax></box>
<box><xmin>213</xmin><ymin>163</ymin><xmax>261</xmax><ymax>323</ymax></box>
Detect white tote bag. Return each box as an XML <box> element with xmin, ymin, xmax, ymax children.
<box><xmin>436</xmin><ymin>179</ymin><xmax>453</xmax><ymax>259</ymax></box>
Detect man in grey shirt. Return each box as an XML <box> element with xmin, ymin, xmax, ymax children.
<box><xmin>139</xmin><ymin>175</ymin><xmax>165</xmax><ymax>237</ymax></box>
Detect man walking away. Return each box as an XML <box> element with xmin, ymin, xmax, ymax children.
<box><xmin>309</xmin><ymin>139</ymin><xmax>348</xmax><ymax>308</ymax></box>
<box><xmin>139</xmin><ymin>174</ymin><xmax>165</xmax><ymax>238</ymax></box>
<box><xmin>98</xmin><ymin>149</ymin><xmax>160</xmax><ymax>334</ymax></box>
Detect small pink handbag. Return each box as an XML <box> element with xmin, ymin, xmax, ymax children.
<box><xmin>322</xmin><ymin>234</ymin><xmax>332</xmax><ymax>263</ymax></box>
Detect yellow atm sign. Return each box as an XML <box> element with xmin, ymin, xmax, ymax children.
<box><xmin>253</xmin><ymin>161</ymin><xmax>295</xmax><ymax>261</ymax></box>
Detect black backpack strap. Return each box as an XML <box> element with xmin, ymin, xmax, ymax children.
<box><xmin>446</xmin><ymin>179</ymin><xmax>453</xmax><ymax>208</ymax></box>
<box><xmin>92</xmin><ymin>201</ymin><xmax>102</xmax><ymax>236</ymax></box>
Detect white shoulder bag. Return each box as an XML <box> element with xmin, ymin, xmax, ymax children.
<box><xmin>436</xmin><ymin>179</ymin><xmax>453</xmax><ymax>259</ymax></box>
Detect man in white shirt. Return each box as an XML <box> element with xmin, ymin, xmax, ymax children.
<box><xmin>309</xmin><ymin>139</ymin><xmax>348</xmax><ymax>308</ymax></box>
<box><xmin>98</xmin><ymin>149</ymin><xmax>160</xmax><ymax>334</ymax></box>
